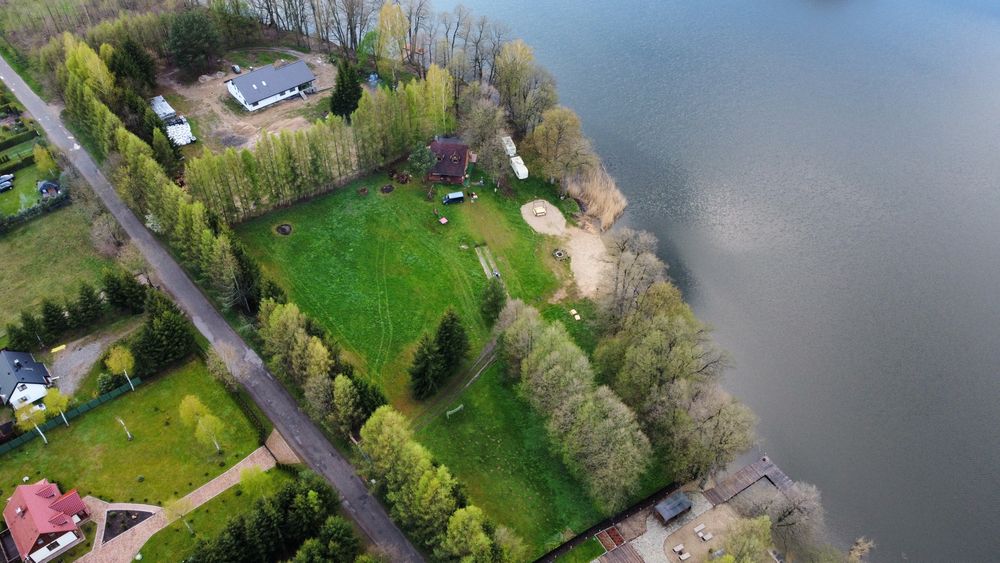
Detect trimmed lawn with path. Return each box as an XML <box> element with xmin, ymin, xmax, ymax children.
<box><xmin>416</xmin><ymin>363</ymin><xmax>603</xmax><ymax>557</ymax></box>
<box><xmin>137</xmin><ymin>468</ymin><xmax>293</xmax><ymax>561</ymax></box>
<box><xmin>0</xmin><ymin>205</ymin><xmax>111</xmax><ymax>330</ymax></box>
<box><xmin>237</xmin><ymin>173</ymin><xmax>564</xmax><ymax>412</ymax></box>
<box><xmin>0</xmin><ymin>359</ymin><xmax>259</xmax><ymax>507</ymax></box>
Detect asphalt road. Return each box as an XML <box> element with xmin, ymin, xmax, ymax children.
<box><xmin>0</xmin><ymin>57</ymin><xmax>423</xmax><ymax>562</ymax></box>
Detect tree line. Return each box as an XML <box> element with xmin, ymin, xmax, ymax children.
<box><xmin>185</xmin><ymin>63</ymin><xmax>454</xmax><ymax>224</ymax></box>
<box><xmin>361</xmin><ymin>406</ymin><xmax>528</xmax><ymax>562</ymax></box>
<box><xmin>595</xmin><ymin>229</ymin><xmax>756</xmax><ymax>483</ymax></box>
<box><xmin>498</xmin><ymin>301</ymin><xmax>651</xmax><ymax>513</ymax></box>
<box><xmin>257</xmin><ymin>299</ymin><xmax>387</xmax><ymax>438</ymax></box>
<box><xmin>184</xmin><ymin>469</ymin><xmax>366</xmax><ymax>563</ymax></box>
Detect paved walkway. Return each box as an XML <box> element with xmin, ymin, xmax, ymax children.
<box><xmin>77</xmin><ymin>446</ymin><xmax>276</xmax><ymax>563</ymax></box>
<box><xmin>0</xmin><ymin>57</ymin><xmax>422</xmax><ymax>561</ymax></box>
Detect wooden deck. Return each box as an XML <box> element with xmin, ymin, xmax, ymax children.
<box><xmin>704</xmin><ymin>457</ymin><xmax>793</xmax><ymax>505</ymax></box>
<box><xmin>599</xmin><ymin>543</ymin><xmax>644</xmax><ymax>563</ymax></box>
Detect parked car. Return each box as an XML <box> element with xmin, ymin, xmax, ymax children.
<box><xmin>231</xmin><ymin>64</ymin><xmax>242</xmax><ymax>74</ymax></box>
<box><xmin>0</xmin><ymin>174</ymin><xmax>14</xmax><ymax>182</ymax></box>
<box><xmin>442</xmin><ymin>191</ymin><xmax>465</xmax><ymax>205</ymax></box>
<box><xmin>0</xmin><ymin>182</ymin><xmax>13</xmax><ymax>192</ymax></box>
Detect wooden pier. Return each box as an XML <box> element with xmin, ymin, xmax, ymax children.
<box><xmin>704</xmin><ymin>456</ymin><xmax>793</xmax><ymax>506</ymax></box>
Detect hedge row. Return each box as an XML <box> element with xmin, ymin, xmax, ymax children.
<box><xmin>0</xmin><ymin>129</ymin><xmax>37</xmax><ymax>152</ymax></box>
<box><xmin>0</xmin><ymin>189</ymin><xmax>69</xmax><ymax>235</ymax></box>
<box><xmin>0</xmin><ymin>153</ymin><xmax>35</xmax><ymax>175</ymax></box>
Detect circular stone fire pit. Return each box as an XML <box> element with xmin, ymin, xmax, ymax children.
<box><xmin>276</xmin><ymin>224</ymin><xmax>293</xmax><ymax>236</ymax></box>
<box><xmin>381</xmin><ymin>184</ymin><xmax>395</xmax><ymax>194</ymax></box>
<box><xmin>358</xmin><ymin>187</ymin><xmax>369</xmax><ymax>196</ymax></box>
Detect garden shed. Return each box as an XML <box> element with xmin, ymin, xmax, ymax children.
<box><xmin>654</xmin><ymin>491</ymin><xmax>692</xmax><ymax>524</ymax></box>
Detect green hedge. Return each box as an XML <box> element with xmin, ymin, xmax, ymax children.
<box><xmin>0</xmin><ymin>129</ymin><xmax>37</xmax><ymax>152</ymax></box>
<box><xmin>0</xmin><ymin>154</ymin><xmax>35</xmax><ymax>175</ymax></box>
<box><xmin>0</xmin><ymin>189</ymin><xmax>70</xmax><ymax>233</ymax></box>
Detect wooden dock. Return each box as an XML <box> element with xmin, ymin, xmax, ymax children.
<box><xmin>704</xmin><ymin>456</ymin><xmax>793</xmax><ymax>505</ymax></box>
<box><xmin>599</xmin><ymin>543</ymin><xmax>644</xmax><ymax>563</ymax></box>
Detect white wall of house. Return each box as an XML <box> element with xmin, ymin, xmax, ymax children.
<box><xmin>8</xmin><ymin>382</ymin><xmax>47</xmax><ymax>409</ymax></box>
<box><xmin>226</xmin><ymin>82</ymin><xmax>308</xmax><ymax>112</ymax></box>
<box><xmin>29</xmin><ymin>530</ymin><xmax>82</xmax><ymax>563</ymax></box>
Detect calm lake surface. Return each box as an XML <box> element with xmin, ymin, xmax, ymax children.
<box><xmin>438</xmin><ymin>0</ymin><xmax>1000</xmax><ymax>559</ymax></box>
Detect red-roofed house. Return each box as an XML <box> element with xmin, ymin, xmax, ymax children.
<box><xmin>427</xmin><ymin>139</ymin><xmax>470</xmax><ymax>185</ymax></box>
<box><xmin>3</xmin><ymin>480</ymin><xmax>88</xmax><ymax>563</ymax></box>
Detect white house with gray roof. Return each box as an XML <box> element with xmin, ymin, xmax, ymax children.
<box><xmin>225</xmin><ymin>60</ymin><xmax>316</xmax><ymax>112</ymax></box>
<box><xmin>0</xmin><ymin>350</ymin><xmax>52</xmax><ymax>410</ymax></box>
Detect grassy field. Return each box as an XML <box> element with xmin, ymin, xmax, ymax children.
<box><xmin>416</xmin><ymin>363</ymin><xmax>603</xmax><ymax>557</ymax></box>
<box><xmin>0</xmin><ymin>205</ymin><xmax>112</xmax><ymax>329</ymax></box>
<box><xmin>237</xmin><ymin>172</ymin><xmax>565</xmax><ymax>411</ymax></box>
<box><xmin>555</xmin><ymin>537</ymin><xmax>606</xmax><ymax>563</ymax></box>
<box><xmin>138</xmin><ymin>468</ymin><xmax>293</xmax><ymax>561</ymax></box>
<box><xmin>0</xmin><ymin>359</ymin><xmax>260</xmax><ymax>506</ymax></box>
<box><xmin>225</xmin><ymin>49</ymin><xmax>289</xmax><ymax>69</ymax></box>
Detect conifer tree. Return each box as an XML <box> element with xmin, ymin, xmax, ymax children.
<box><xmin>409</xmin><ymin>333</ymin><xmax>444</xmax><ymax>400</ymax></box>
<box><xmin>330</xmin><ymin>59</ymin><xmax>362</xmax><ymax>120</ymax></box>
<box><xmin>434</xmin><ymin>309</ymin><xmax>468</xmax><ymax>375</ymax></box>
<box><xmin>75</xmin><ymin>283</ymin><xmax>104</xmax><ymax>326</ymax></box>
<box><xmin>480</xmin><ymin>277</ymin><xmax>506</xmax><ymax>325</ymax></box>
<box><xmin>40</xmin><ymin>298</ymin><xmax>68</xmax><ymax>341</ymax></box>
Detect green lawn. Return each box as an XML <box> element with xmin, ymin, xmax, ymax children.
<box><xmin>237</xmin><ymin>172</ymin><xmax>562</xmax><ymax>412</ymax></box>
<box><xmin>226</xmin><ymin>49</ymin><xmax>288</xmax><ymax>69</ymax></box>
<box><xmin>541</xmin><ymin>298</ymin><xmax>602</xmax><ymax>356</ymax></box>
<box><xmin>555</xmin><ymin>537</ymin><xmax>606</xmax><ymax>563</ymax></box>
<box><xmin>0</xmin><ymin>205</ymin><xmax>112</xmax><ymax>329</ymax></box>
<box><xmin>415</xmin><ymin>363</ymin><xmax>603</xmax><ymax>557</ymax></box>
<box><xmin>0</xmin><ymin>163</ymin><xmax>44</xmax><ymax>216</ymax></box>
<box><xmin>0</xmin><ymin>359</ymin><xmax>260</xmax><ymax>506</ymax></box>
<box><xmin>138</xmin><ymin>468</ymin><xmax>293</xmax><ymax>561</ymax></box>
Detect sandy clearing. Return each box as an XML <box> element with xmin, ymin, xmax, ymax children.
<box><xmin>520</xmin><ymin>200</ymin><xmax>610</xmax><ymax>298</ymax></box>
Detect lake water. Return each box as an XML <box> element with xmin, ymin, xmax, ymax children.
<box><xmin>438</xmin><ymin>0</ymin><xmax>1000</xmax><ymax>559</ymax></box>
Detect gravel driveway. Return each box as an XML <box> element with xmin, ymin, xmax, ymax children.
<box><xmin>49</xmin><ymin>319</ymin><xmax>142</xmax><ymax>397</ymax></box>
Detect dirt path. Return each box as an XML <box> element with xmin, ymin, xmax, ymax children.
<box><xmin>158</xmin><ymin>47</ymin><xmax>336</xmax><ymax>150</ymax></box>
<box><xmin>519</xmin><ymin>200</ymin><xmax>610</xmax><ymax>298</ymax></box>
<box><xmin>49</xmin><ymin>318</ymin><xmax>143</xmax><ymax>397</ymax></box>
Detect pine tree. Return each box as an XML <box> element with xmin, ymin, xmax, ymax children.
<box><xmin>40</xmin><ymin>298</ymin><xmax>68</xmax><ymax>342</ymax></box>
<box><xmin>18</xmin><ymin>311</ymin><xmax>44</xmax><ymax>348</ymax></box>
<box><xmin>330</xmin><ymin>59</ymin><xmax>362</xmax><ymax>120</ymax></box>
<box><xmin>480</xmin><ymin>277</ymin><xmax>506</xmax><ymax>325</ymax></box>
<box><xmin>434</xmin><ymin>309</ymin><xmax>469</xmax><ymax>375</ymax></box>
<box><xmin>409</xmin><ymin>333</ymin><xmax>445</xmax><ymax>400</ymax></box>
<box><xmin>75</xmin><ymin>283</ymin><xmax>104</xmax><ymax>326</ymax></box>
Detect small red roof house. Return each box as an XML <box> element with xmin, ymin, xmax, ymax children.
<box><xmin>3</xmin><ymin>480</ymin><xmax>88</xmax><ymax>563</ymax></box>
<box><xmin>427</xmin><ymin>139</ymin><xmax>470</xmax><ymax>185</ymax></box>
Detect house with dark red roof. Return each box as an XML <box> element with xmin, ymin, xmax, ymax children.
<box><xmin>2</xmin><ymin>480</ymin><xmax>88</xmax><ymax>563</ymax></box>
<box><xmin>427</xmin><ymin>139</ymin><xmax>470</xmax><ymax>185</ymax></box>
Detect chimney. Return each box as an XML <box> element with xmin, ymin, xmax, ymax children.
<box><xmin>14</xmin><ymin>359</ymin><xmax>21</xmax><ymax>371</ymax></box>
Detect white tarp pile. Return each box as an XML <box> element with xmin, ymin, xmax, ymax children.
<box><xmin>501</xmin><ymin>135</ymin><xmax>517</xmax><ymax>157</ymax></box>
<box><xmin>149</xmin><ymin>95</ymin><xmax>177</xmax><ymax>120</ymax></box>
<box><xmin>166</xmin><ymin>117</ymin><xmax>197</xmax><ymax>146</ymax></box>
<box><xmin>510</xmin><ymin>155</ymin><xmax>528</xmax><ymax>180</ymax></box>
